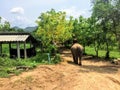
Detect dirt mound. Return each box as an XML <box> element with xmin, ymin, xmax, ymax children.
<box><xmin>0</xmin><ymin>49</ymin><xmax>120</xmax><ymax>90</ymax></box>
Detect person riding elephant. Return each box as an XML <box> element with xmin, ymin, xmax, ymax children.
<box><xmin>71</xmin><ymin>39</ymin><xmax>84</xmax><ymax>65</ymax></box>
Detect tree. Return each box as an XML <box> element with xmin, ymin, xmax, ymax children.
<box><xmin>73</xmin><ymin>16</ymin><xmax>91</xmax><ymax>54</ymax></box>
<box><xmin>91</xmin><ymin>0</ymin><xmax>116</xmax><ymax>58</ymax></box>
<box><xmin>87</xmin><ymin>16</ymin><xmax>103</xmax><ymax>57</ymax></box>
<box><xmin>35</xmin><ymin>9</ymin><xmax>73</xmax><ymax>54</ymax></box>
<box><xmin>0</xmin><ymin>17</ymin><xmax>11</xmax><ymax>32</ymax></box>
<box><xmin>110</xmin><ymin>0</ymin><xmax>120</xmax><ymax>50</ymax></box>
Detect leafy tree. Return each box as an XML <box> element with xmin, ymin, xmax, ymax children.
<box><xmin>0</xmin><ymin>17</ymin><xmax>11</xmax><ymax>32</ymax></box>
<box><xmin>35</xmin><ymin>9</ymin><xmax>73</xmax><ymax>54</ymax></box>
<box><xmin>110</xmin><ymin>0</ymin><xmax>120</xmax><ymax>50</ymax></box>
<box><xmin>87</xmin><ymin>16</ymin><xmax>103</xmax><ymax>57</ymax></box>
<box><xmin>73</xmin><ymin>16</ymin><xmax>90</xmax><ymax>53</ymax></box>
<box><xmin>91</xmin><ymin>0</ymin><xmax>116</xmax><ymax>58</ymax></box>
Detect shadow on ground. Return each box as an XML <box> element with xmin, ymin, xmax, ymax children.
<box><xmin>67</xmin><ymin>60</ymin><xmax>120</xmax><ymax>74</ymax></box>
<box><xmin>60</xmin><ymin>48</ymin><xmax>120</xmax><ymax>74</ymax></box>
<box><xmin>79</xmin><ymin>64</ymin><xmax>119</xmax><ymax>74</ymax></box>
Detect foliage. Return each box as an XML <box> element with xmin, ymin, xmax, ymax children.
<box><xmin>0</xmin><ymin>43</ymin><xmax>61</xmax><ymax>77</ymax></box>
<box><xmin>51</xmin><ymin>54</ymin><xmax>61</xmax><ymax>64</ymax></box>
<box><xmin>91</xmin><ymin>0</ymin><xmax>119</xmax><ymax>58</ymax></box>
<box><xmin>34</xmin><ymin>6</ymin><xmax>120</xmax><ymax>58</ymax></box>
<box><xmin>35</xmin><ymin>9</ymin><xmax>73</xmax><ymax>54</ymax></box>
<box><xmin>0</xmin><ymin>51</ymin><xmax>61</xmax><ymax>77</ymax></box>
<box><xmin>0</xmin><ymin>44</ymin><xmax>61</xmax><ymax>77</ymax></box>
<box><xmin>72</xmin><ymin>16</ymin><xmax>90</xmax><ymax>53</ymax></box>
<box><xmin>0</xmin><ymin>17</ymin><xmax>11</xmax><ymax>32</ymax></box>
<box><xmin>73</xmin><ymin>16</ymin><xmax>89</xmax><ymax>44</ymax></box>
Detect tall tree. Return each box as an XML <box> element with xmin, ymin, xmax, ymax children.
<box><xmin>72</xmin><ymin>16</ymin><xmax>90</xmax><ymax>53</ymax></box>
<box><xmin>110</xmin><ymin>0</ymin><xmax>120</xmax><ymax>50</ymax></box>
<box><xmin>91</xmin><ymin>0</ymin><xmax>115</xmax><ymax>58</ymax></box>
<box><xmin>87</xmin><ymin>16</ymin><xmax>103</xmax><ymax>57</ymax></box>
<box><xmin>35</xmin><ymin>9</ymin><xmax>73</xmax><ymax>53</ymax></box>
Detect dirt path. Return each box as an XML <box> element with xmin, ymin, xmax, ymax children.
<box><xmin>0</xmin><ymin>49</ymin><xmax>120</xmax><ymax>90</ymax></box>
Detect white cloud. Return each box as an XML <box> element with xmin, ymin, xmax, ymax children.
<box><xmin>61</xmin><ymin>7</ymin><xmax>89</xmax><ymax>18</ymax></box>
<box><xmin>10</xmin><ymin>7</ymin><xmax>24</xmax><ymax>14</ymax></box>
<box><xmin>10</xmin><ymin>7</ymin><xmax>36</xmax><ymax>28</ymax></box>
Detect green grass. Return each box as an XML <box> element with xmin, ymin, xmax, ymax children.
<box><xmin>85</xmin><ymin>46</ymin><xmax>120</xmax><ymax>59</ymax></box>
<box><xmin>0</xmin><ymin>53</ymin><xmax>61</xmax><ymax>78</ymax></box>
<box><xmin>0</xmin><ymin>43</ymin><xmax>62</xmax><ymax>78</ymax></box>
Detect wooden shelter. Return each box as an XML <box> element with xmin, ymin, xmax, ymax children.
<box><xmin>0</xmin><ymin>32</ymin><xmax>37</xmax><ymax>58</ymax></box>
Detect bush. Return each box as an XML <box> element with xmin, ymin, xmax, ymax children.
<box><xmin>51</xmin><ymin>54</ymin><xmax>61</xmax><ymax>64</ymax></box>
<box><xmin>0</xmin><ymin>49</ymin><xmax>62</xmax><ymax>77</ymax></box>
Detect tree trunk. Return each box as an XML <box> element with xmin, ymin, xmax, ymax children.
<box><xmin>95</xmin><ymin>46</ymin><xmax>98</xmax><ymax>57</ymax></box>
<box><xmin>105</xmin><ymin>42</ymin><xmax>110</xmax><ymax>59</ymax></box>
<box><xmin>105</xmin><ymin>51</ymin><xmax>110</xmax><ymax>59</ymax></box>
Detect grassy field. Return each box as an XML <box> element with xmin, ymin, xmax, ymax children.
<box><xmin>0</xmin><ymin>44</ymin><xmax>61</xmax><ymax>77</ymax></box>
<box><xmin>85</xmin><ymin>46</ymin><xmax>120</xmax><ymax>59</ymax></box>
<box><xmin>0</xmin><ymin>53</ymin><xmax>61</xmax><ymax>78</ymax></box>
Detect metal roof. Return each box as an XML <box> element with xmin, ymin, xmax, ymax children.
<box><xmin>0</xmin><ymin>35</ymin><xmax>29</xmax><ymax>42</ymax></box>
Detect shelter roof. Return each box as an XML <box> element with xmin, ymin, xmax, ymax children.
<box><xmin>0</xmin><ymin>32</ymin><xmax>37</xmax><ymax>43</ymax></box>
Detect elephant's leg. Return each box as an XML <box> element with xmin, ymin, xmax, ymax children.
<box><xmin>72</xmin><ymin>52</ymin><xmax>77</xmax><ymax>64</ymax></box>
<box><xmin>73</xmin><ymin>55</ymin><xmax>76</xmax><ymax>63</ymax></box>
<box><xmin>71</xmin><ymin>49</ymin><xmax>79</xmax><ymax>64</ymax></box>
<box><xmin>73</xmin><ymin>55</ymin><xmax>78</xmax><ymax>64</ymax></box>
<box><xmin>78</xmin><ymin>55</ymin><xmax>82</xmax><ymax>65</ymax></box>
<box><xmin>79</xmin><ymin>57</ymin><xmax>82</xmax><ymax>65</ymax></box>
<box><xmin>74</xmin><ymin>56</ymin><xmax>78</xmax><ymax>64</ymax></box>
<box><xmin>71</xmin><ymin>50</ymin><xmax>75</xmax><ymax>63</ymax></box>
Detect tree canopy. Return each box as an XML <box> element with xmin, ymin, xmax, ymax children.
<box><xmin>35</xmin><ymin>9</ymin><xmax>74</xmax><ymax>53</ymax></box>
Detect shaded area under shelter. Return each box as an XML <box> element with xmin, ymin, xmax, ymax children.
<box><xmin>0</xmin><ymin>32</ymin><xmax>37</xmax><ymax>58</ymax></box>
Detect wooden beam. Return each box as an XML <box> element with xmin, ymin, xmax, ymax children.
<box><xmin>24</xmin><ymin>42</ymin><xmax>27</xmax><ymax>58</ymax></box>
<box><xmin>17</xmin><ymin>42</ymin><xmax>20</xmax><ymax>58</ymax></box>
<box><xmin>9</xmin><ymin>43</ymin><xmax>11</xmax><ymax>57</ymax></box>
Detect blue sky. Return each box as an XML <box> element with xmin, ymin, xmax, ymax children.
<box><xmin>0</xmin><ymin>0</ymin><xmax>92</xmax><ymax>28</ymax></box>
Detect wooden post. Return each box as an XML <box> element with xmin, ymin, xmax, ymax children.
<box><xmin>17</xmin><ymin>42</ymin><xmax>20</xmax><ymax>58</ymax></box>
<box><xmin>9</xmin><ymin>43</ymin><xmax>11</xmax><ymax>57</ymax></box>
<box><xmin>30</xmin><ymin>41</ymin><xmax>32</xmax><ymax>48</ymax></box>
<box><xmin>0</xmin><ymin>43</ymin><xmax>1</xmax><ymax>55</ymax></box>
<box><xmin>24</xmin><ymin>41</ymin><xmax>27</xmax><ymax>58</ymax></box>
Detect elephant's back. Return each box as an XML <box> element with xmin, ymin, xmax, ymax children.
<box><xmin>71</xmin><ymin>43</ymin><xmax>83</xmax><ymax>50</ymax></box>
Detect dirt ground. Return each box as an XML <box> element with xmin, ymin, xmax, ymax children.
<box><xmin>0</xmin><ymin>49</ymin><xmax>120</xmax><ymax>90</ymax></box>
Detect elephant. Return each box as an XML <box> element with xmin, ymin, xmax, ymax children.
<box><xmin>71</xmin><ymin>39</ymin><xmax>83</xmax><ymax>65</ymax></box>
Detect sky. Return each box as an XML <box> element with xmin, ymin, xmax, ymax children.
<box><xmin>0</xmin><ymin>0</ymin><xmax>92</xmax><ymax>28</ymax></box>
